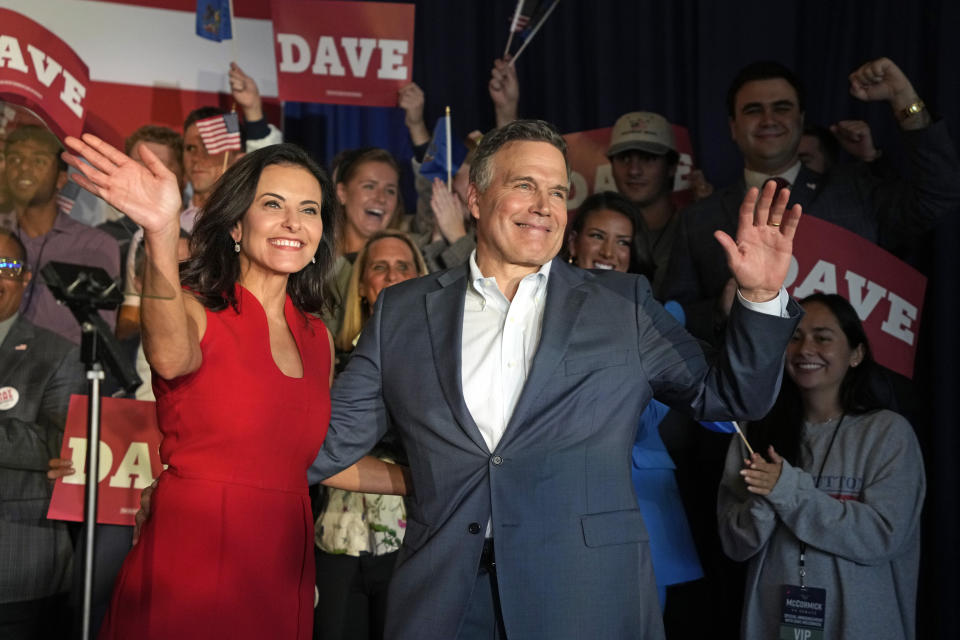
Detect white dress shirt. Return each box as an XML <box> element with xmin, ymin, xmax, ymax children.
<box><xmin>461</xmin><ymin>251</ymin><xmax>551</xmax><ymax>453</ymax></box>
<box><xmin>744</xmin><ymin>160</ymin><xmax>803</xmax><ymax>191</ymax></box>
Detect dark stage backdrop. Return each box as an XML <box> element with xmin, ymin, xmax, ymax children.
<box><xmin>283</xmin><ymin>1</ymin><xmax>960</xmax><ymax>636</ymax></box>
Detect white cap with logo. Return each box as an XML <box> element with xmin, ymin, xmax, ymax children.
<box><xmin>606</xmin><ymin>111</ymin><xmax>676</xmax><ymax>158</ymax></box>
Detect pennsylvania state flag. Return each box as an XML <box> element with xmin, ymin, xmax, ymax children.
<box><xmin>419</xmin><ymin>116</ymin><xmax>468</xmax><ymax>183</ymax></box>
<box><xmin>196</xmin><ymin>0</ymin><xmax>232</xmax><ymax>42</ymax></box>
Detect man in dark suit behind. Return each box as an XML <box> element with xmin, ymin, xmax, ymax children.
<box><xmin>310</xmin><ymin>119</ymin><xmax>804</xmax><ymax>639</ymax></box>
<box><xmin>0</xmin><ymin>230</ymin><xmax>84</xmax><ymax>639</ymax></box>
<box><xmin>663</xmin><ymin>56</ymin><xmax>960</xmax><ymax>344</ymax></box>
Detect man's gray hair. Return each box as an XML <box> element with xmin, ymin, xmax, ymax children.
<box><xmin>469</xmin><ymin>119</ymin><xmax>570</xmax><ymax>192</ymax></box>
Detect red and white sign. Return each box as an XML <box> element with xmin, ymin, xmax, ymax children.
<box><xmin>788</xmin><ymin>215</ymin><xmax>926</xmax><ymax>379</ymax></box>
<box><xmin>271</xmin><ymin>0</ymin><xmax>415</xmax><ymax>107</ymax></box>
<box><xmin>3</xmin><ymin>0</ymin><xmax>282</xmax><ymax>148</ymax></box>
<box><xmin>0</xmin><ymin>9</ymin><xmax>90</xmax><ymax>140</ymax></box>
<box><xmin>48</xmin><ymin>396</ymin><xmax>163</xmax><ymax>527</ymax></box>
<box><xmin>562</xmin><ymin>125</ymin><xmax>698</xmax><ymax>214</ymax></box>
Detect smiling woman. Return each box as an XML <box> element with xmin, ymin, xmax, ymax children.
<box><xmin>563</xmin><ymin>190</ymin><xmax>640</xmax><ymax>274</ymax></box>
<box><xmin>332</xmin><ymin>147</ymin><xmax>405</xmax><ymax>256</ymax></box>
<box><xmin>180</xmin><ymin>145</ymin><xmax>336</xmax><ymax>314</ymax></box>
<box><xmin>318</xmin><ymin>229</ymin><xmax>427</xmax><ymax>639</ymax></box>
<box><xmin>718</xmin><ymin>293</ymin><xmax>926</xmax><ymax>640</ymax></box>
<box><xmin>335</xmin><ymin>229</ymin><xmax>427</xmax><ymax>354</ymax></box>
<box><xmin>60</xmin><ymin>137</ymin><xmax>409</xmax><ymax>639</ymax></box>
<box><xmin>325</xmin><ymin>147</ymin><xmax>407</xmax><ymax>336</ymax></box>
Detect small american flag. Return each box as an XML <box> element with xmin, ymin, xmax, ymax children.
<box><xmin>195</xmin><ymin>112</ymin><xmax>242</xmax><ymax>155</ymax></box>
<box><xmin>509</xmin><ymin>0</ymin><xmax>544</xmax><ymax>33</ymax></box>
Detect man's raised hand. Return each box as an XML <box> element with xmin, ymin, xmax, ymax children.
<box><xmin>848</xmin><ymin>57</ymin><xmax>930</xmax><ymax>129</ymax></box>
<box><xmin>713</xmin><ymin>180</ymin><xmax>802</xmax><ymax>303</ymax></box>
<box><xmin>229</xmin><ymin>62</ymin><xmax>263</xmax><ymax>122</ymax></box>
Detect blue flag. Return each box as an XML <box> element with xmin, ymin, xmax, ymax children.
<box><xmin>419</xmin><ymin>116</ymin><xmax>468</xmax><ymax>183</ymax></box>
<box><xmin>196</xmin><ymin>0</ymin><xmax>232</xmax><ymax>42</ymax></box>
<box><xmin>641</xmin><ymin>399</ymin><xmax>736</xmax><ymax>435</ymax></box>
<box><xmin>698</xmin><ymin>419</ymin><xmax>737</xmax><ymax>434</ymax></box>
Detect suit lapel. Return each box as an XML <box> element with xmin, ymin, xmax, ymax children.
<box><xmin>789</xmin><ymin>166</ymin><xmax>823</xmax><ymax>212</ymax></box>
<box><xmin>425</xmin><ymin>266</ymin><xmax>488</xmax><ymax>452</ymax></box>
<box><xmin>0</xmin><ymin>316</ymin><xmax>35</xmax><ymax>378</ymax></box>
<box><xmin>497</xmin><ymin>260</ymin><xmax>587</xmax><ymax>451</ymax></box>
<box><xmin>721</xmin><ymin>180</ymin><xmax>747</xmax><ymax>231</ymax></box>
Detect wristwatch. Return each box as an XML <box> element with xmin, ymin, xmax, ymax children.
<box><xmin>898</xmin><ymin>100</ymin><xmax>926</xmax><ymax>121</ymax></box>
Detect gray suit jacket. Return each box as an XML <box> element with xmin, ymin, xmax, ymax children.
<box><xmin>310</xmin><ymin>259</ymin><xmax>800</xmax><ymax>639</ymax></box>
<box><xmin>663</xmin><ymin>119</ymin><xmax>960</xmax><ymax>342</ymax></box>
<box><xmin>0</xmin><ymin>315</ymin><xmax>84</xmax><ymax>603</ymax></box>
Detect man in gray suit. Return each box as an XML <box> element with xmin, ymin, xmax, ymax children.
<box><xmin>0</xmin><ymin>230</ymin><xmax>84</xmax><ymax>638</ymax></box>
<box><xmin>309</xmin><ymin>119</ymin><xmax>803</xmax><ymax>639</ymax></box>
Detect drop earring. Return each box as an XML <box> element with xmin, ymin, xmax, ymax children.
<box><xmin>234</xmin><ymin>242</ymin><xmax>241</xmax><ymax>253</ymax></box>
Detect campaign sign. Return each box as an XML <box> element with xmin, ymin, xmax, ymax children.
<box><xmin>787</xmin><ymin>215</ymin><xmax>926</xmax><ymax>379</ymax></box>
<box><xmin>562</xmin><ymin>124</ymin><xmax>697</xmax><ymax>214</ymax></box>
<box><xmin>48</xmin><ymin>395</ymin><xmax>163</xmax><ymax>526</ymax></box>
<box><xmin>271</xmin><ymin>0</ymin><xmax>415</xmax><ymax>107</ymax></box>
<box><xmin>0</xmin><ymin>9</ymin><xmax>90</xmax><ymax>140</ymax></box>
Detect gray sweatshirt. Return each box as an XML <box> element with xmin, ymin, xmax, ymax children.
<box><xmin>717</xmin><ymin>410</ymin><xmax>925</xmax><ymax>639</ymax></box>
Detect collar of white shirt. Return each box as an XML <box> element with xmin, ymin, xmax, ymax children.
<box><xmin>743</xmin><ymin>160</ymin><xmax>803</xmax><ymax>192</ymax></box>
<box><xmin>466</xmin><ymin>250</ymin><xmax>552</xmax><ymax>310</ymax></box>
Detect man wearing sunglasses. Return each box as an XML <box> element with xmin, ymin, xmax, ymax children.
<box><xmin>0</xmin><ymin>230</ymin><xmax>85</xmax><ymax>638</ymax></box>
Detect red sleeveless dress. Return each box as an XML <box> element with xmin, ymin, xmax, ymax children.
<box><xmin>99</xmin><ymin>287</ymin><xmax>330</xmax><ymax>639</ymax></box>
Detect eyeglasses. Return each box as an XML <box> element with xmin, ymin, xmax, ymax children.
<box><xmin>0</xmin><ymin>257</ymin><xmax>25</xmax><ymax>279</ymax></box>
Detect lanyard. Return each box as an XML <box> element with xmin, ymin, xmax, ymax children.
<box><xmin>798</xmin><ymin>413</ymin><xmax>845</xmax><ymax>589</ymax></box>
<box><xmin>14</xmin><ymin>220</ymin><xmax>54</xmax><ymax>316</ymax></box>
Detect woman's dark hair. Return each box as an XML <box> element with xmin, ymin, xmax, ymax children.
<box><xmin>563</xmin><ymin>191</ymin><xmax>644</xmax><ymax>275</ymax></box>
<box><xmin>748</xmin><ymin>293</ymin><xmax>887</xmax><ymax>465</ymax></box>
<box><xmin>180</xmin><ymin>143</ymin><xmax>336</xmax><ymax>314</ymax></box>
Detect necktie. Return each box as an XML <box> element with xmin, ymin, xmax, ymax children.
<box><xmin>763</xmin><ymin>176</ymin><xmax>791</xmax><ymax>200</ymax></box>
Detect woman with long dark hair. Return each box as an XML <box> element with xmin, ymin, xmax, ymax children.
<box><xmin>62</xmin><ymin>136</ymin><xmax>405</xmax><ymax>640</ymax></box>
<box><xmin>718</xmin><ymin>293</ymin><xmax>925</xmax><ymax>639</ymax></box>
<box><xmin>563</xmin><ymin>190</ymin><xmax>643</xmax><ymax>275</ymax></box>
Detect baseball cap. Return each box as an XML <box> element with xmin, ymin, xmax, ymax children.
<box><xmin>606</xmin><ymin>111</ymin><xmax>676</xmax><ymax>158</ymax></box>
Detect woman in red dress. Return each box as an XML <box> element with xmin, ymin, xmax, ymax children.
<box><xmin>62</xmin><ymin>138</ymin><xmax>406</xmax><ymax>639</ymax></box>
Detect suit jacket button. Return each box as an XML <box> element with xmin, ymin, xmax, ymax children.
<box><xmin>492</xmin><ymin>455</ymin><xmax>503</xmax><ymax>465</ymax></box>
<box><xmin>468</xmin><ymin>522</ymin><xmax>481</xmax><ymax>534</ymax></box>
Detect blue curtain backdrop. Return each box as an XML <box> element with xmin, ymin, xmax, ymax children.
<box><xmin>283</xmin><ymin>2</ymin><xmax>960</xmax><ymax>637</ymax></box>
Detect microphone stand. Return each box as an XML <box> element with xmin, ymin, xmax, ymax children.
<box><xmin>41</xmin><ymin>262</ymin><xmax>141</xmax><ymax>640</ymax></box>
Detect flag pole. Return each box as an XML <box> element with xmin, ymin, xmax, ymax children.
<box><xmin>445</xmin><ymin>106</ymin><xmax>452</xmax><ymax>192</ymax></box>
<box><xmin>226</xmin><ymin>0</ymin><xmax>238</xmax><ymax>175</ymax></box>
<box><xmin>504</xmin><ymin>0</ymin><xmax>523</xmax><ymax>57</ymax></box>
<box><xmin>509</xmin><ymin>0</ymin><xmax>559</xmax><ymax>66</ymax></box>
<box><xmin>732</xmin><ymin>421</ymin><xmax>755</xmax><ymax>457</ymax></box>
<box><xmin>222</xmin><ymin>104</ymin><xmax>236</xmax><ymax>173</ymax></box>
<box><xmin>227</xmin><ymin>0</ymin><xmax>238</xmax><ymax>63</ymax></box>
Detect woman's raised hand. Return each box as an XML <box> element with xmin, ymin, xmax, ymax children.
<box><xmin>63</xmin><ymin>134</ymin><xmax>182</xmax><ymax>235</ymax></box>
